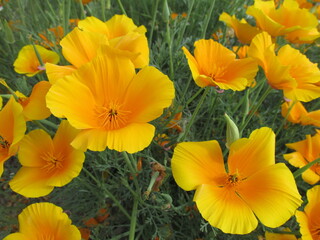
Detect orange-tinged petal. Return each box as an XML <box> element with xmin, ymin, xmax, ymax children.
<box><xmin>181</xmin><ymin>46</ymin><xmax>202</xmax><ymax>86</ymax></box>
<box><xmin>265</xmin><ymin>229</ymin><xmax>298</xmax><ymax>240</ymax></box>
<box><xmin>9</xmin><ymin>167</ymin><xmax>54</xmax><ymax>197</ymax></box>
<box><xmin>46</xmin><ymin>74</ymin><xmax>97</xmax><ymax>129</ymax></box>
<box><xmin>171</xmin><ymin>141</ymin><xmax>226</xmax><ymax>191</ymax></box>
<box><xmin>228</xmin><ymin>127</ymin><xmax>275</xmax><ymax>177</ymax></box>
<box><xmin>125</xmin><ymin>66</ymin><xmax>175</xmax><ymax>123</ymax></box>
<box><xmin>285</xmin><ymin>27</ymin><xmax>320</xmax><ymax>44</ymax></box>
<box><xmin>18</xmin><ymin>203</ymin><xmax>81</xmax><ymax>239</ymax></box>
<box><xmin>219</xmin><ymin>12</ymin><xmax>262</xmax><ymax>44</ymax></box>
<box><xmin>20</xmin><ymin>81</ymin><xmax>51</xmax><ymax>121</ymax></box>
<box><xmin>302</xmin><ymin>110</ymin><xmax>320</xmax><ymax>127</ymax></box>
<box><xmin>237</xmin><ymin>163</ymin><xmax>302</xmax><ymax>228</ymax></box>
<box><xmin>281</xmin><ymin>101</ymin><xmax>308</xmax><ymax>124</ymax></box>
<box><xmin>296</xmin><ymin>211</ymin><xmax>313</xmax><ymax>240</ymax></box>
<box><xmin>71</xmin><ymin>123</ymin><xmax>155</xmax><ymax>153</ymax></box>
<box><xmin>18</xmin><ymin>129</ymin><xmax>53</xmax><ymax>167</ymax></box>
<box><xmin>194</xmin><ymin>184</ymin><xmax>258</xmax><ymax>234</ymax></box>
<box><xmin>3</xmin><ymin>233</ymin><xmax>29</xmax><ymax>240</ymax></box>
<box><xmin>45</xmin><ymin>63</ymin><xmax>77</xmax><ymax>84</ymax></box>
<box><xmin>13</xmin><ymin>45</ymin><xmax>59</xmax><ymax>77</ymax></box>
<box><xmin>60</xmin><ymin>27</ymin><xmax>108</xmax><ymax>68</ymax></box>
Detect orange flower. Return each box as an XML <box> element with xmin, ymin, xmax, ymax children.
<box><xmin>0</xmin><ymin>97</ymin><xmax>26</xmax><ymax>176</ymax></box>
<box><xmin>284</xmin><ymin>131</ymin><xmax>320</xmax><ymax>185</ymax></box>
<box><xmin>172</xmin><ymin>127</ymin><xmax>302</xmax><ymax>234</ymax></box>
<box><xmin>281</xmin><ymin>100</ymin><xmax>320</xmax><ymax>127</ymax></box>
<box><xmin>9</xmin><ymin>120</ymin><xmax>85</xmax><ymax>197</ymax></box>
<box><xmin>247</xmin><ymin>0</ymin><xmax>320</xmax><ymax>43</ymax></box>
<box><xmin>182</xmin><ymin>39</ymin><xmax>258</xmax><ymax>90</ymax></box>
<box><xmin>46</xmin><ymin>46</ymin><xmax>174</xmax><ymax>153</ymax></box>
<box><xmin>296</xmin><ymin>185</ymin><xmax>320</xmax><ymax>240</ymax></box>
<box><xmin>248</xmin><ymin>32</ymin><xmax>320</xmax><ymax>102</ymax></box>
<box><xmin>14</xmin><ymin>45</ymin><xmax>59</xmax><ymax>77</ymax></box>
<box><xmin>233</xmin><ymin>45</ymin><xmax>249</xmax><ymax>59</ymax></box>
<box><xmin>3</xmin><ymin>202</ymin><xmax>81</xmax><ymax>240</ymax></box>
<box><xmin>38</xmin><ymin>26</ymin><xmax>64</xmax><ymax>48</ymax></box>
<box><xmin>219</xmin><ymin>12</ymin><xmax>262</xmax><ymax>44</ymax></box>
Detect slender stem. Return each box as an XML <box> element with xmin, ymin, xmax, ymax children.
<box><xmin>239</xmin><ymin>85</ymin><xmax>272</xmax><ymax>134</ymax></box>
<box><xmin>38</xmin><ymin>119</ymin><xmax>59</xmax><ymax>129</ymax></box>
<box><xmin>101</xmin><ymin>0</ymin><xmax>106</xmax><ymax>21</ymax></box>
<box><xmin>122</xmin><ymin>152</ymin><xmax>140</xmax><ymax>191</ymax></box>
<box><xmin>129</xmin><ymin>197</ymin><xmax>139</xmax><ymax>240</ymax></box>
<box><xmin>117</xmin><ymin>0</ymin><xmax>127</xmax><ymax>15</ymax></box>
<box><xmin>32</xmin><ymin>120</ymin><xmax>53</xmax><ymax>135</ymax></box>
<box><xmin>178</xmin><ymin>87</ymin><xmax>210</xmax><ymax>142</ymax></box>
<box><xmin>293</xmin><ymin>158</ymin><xmax>320</xmax><ymax>179</ymax></box>
<box><xmin>166</xmin><ymin>22</ymin><xmax>174</xmax><ymax>80</ymax></box>
<box><xmin>177</xmin><ymin>0</ymin><xmax>195</xmax><ymax>46</ymax></box>
<box><xmin>148</xmin><ymin>0</ymin><xmax>160</xmax><ymax>46</ymax></box>
<box><xmin>200</xmin><ymin>0</ymin><xmax>216</xmax><ymax>39</ymax></box>
<box><xmin>82</xmin><ymin>167</ymin><xmax>131</xmax><ymax>220</ymax></box>
<box><xmin>185</xmin><ymin>87</ymin><xmax>204</xmax><ymax>106</ymax></box>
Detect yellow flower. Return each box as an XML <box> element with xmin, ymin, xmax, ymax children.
<box><xmin>9</xmin><ymin>120</ymin><xmax>85</xmax><ymax>197</ymax></box>
<box><xmin>3</xmin><ymin>202</ymin><xmax>81</xmax><ymax>240</ymax></box>
<box><xmin>284</xmin><ymin>131</ymin><xmax>320</xmax><ymax>185</ymax></box>
<box><xmin>171</xmin><ymin>127</ymin><xmax>302</xmax><ymax>234</ymax></box>
<box><xmin>0</xmin><ymin>97</ymin><xmax>26</xmax><ymax>176</ymax></box>
<box><xmin>296</xmin><ymin>185</ymin><xmax>320</xmax><ymax>240</ymax></box>
<box><xmin>281</xmin><ymin>101</ymin><xmax>320</xmax><ymax>127</ymax></box>
<box><xmin>246</xmin><ymin>0</ymin><xmax>320</xmax><ymax>43</ymax></box>
<box><xmin>15</xmin><ymin>81</ymin><xmax>52</xmax><ymax>121</ymax></box>
<box><xmin>182</xmin><ymin>39</ymin><xmax>258</xmax><ymax>91</ymax></box>
<box><xmin>248</xmin><ymin>32</ymin><xmax>320</xmax><ymax>102</ymax></box>
<box><xmin>46</xmin><ymin>15</ymin><xmax>149</xmax><ymax>83</ymax></box>
<box><xmin>265</xmin><ymin>228</ymin><xmax>299</xmax><ymax>240</ymax></box>
<box><xmin>46</xmin><ymin>46</ymin><xmax>174</xmax><ymax>153</ymax></box>
<box><xmin>219</xmin><ymin>12</ymin><xmax>262</xmax><ymax>44</ymax></box>
<box><xmin>14</xmin><ymin>45</ymin><xmax>59</xmax><ymax>77</ymax></box>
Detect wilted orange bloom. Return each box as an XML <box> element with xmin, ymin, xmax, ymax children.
<box><xmin>247</xmin><ymin>0</ymin><xmax>320</xmax><ymax>43</ymax></box>
<box><xmin>9</xmin><ymin>120</ymin><xmax>85</xmax><ymax>197</ymax></box>
<box><xmin>14</xmin><ymin>81</ymin><xmax>52</xmax><ymax>121</ymax></box>
<box><xmin>233</xmin><ymin>45</ymin><xmax>249</xmax><ymax>59</ymax></box>
<box><xmin>3</xmin><ymin>202</ymin><xmax>81</xmax><ymax>240</ymax></box>
<box><xmin>46</xmin><ymin>14</ymin><xmax>149</xmax><ymax>83</ymax></box>
<box><xmin>172</xmin><ymin>127</ymin><xmax>302</xmax><ymax>234</ymax></box>
<box><xmin>46</xmin><ymin>46</ymin><xmax>174</xmax><ymax>153</ymax></box>
<box><xmin>219</xmin><ymin>12</ymin><xmax>262</xmax><ymax>44</ymax></box>
<box><xmin>0</xmin><ymin>97</ymin><xmax>26</xmax><ymax>177</ymax></box>
<box><xmin>281</xmin><ymin>100</ymin><xmax>320</xmax><ymax>127</ymax></box>
<box><xmin>284</xmin><ymin>131</ymin><xmax>320</xmax><ymax>185</ymax></box>
<box><xmin>182</xmin><ymin>39</ymin><xmax>258</xmax><ymax>91</ymax></box>
<box><xmin>248</xmin><ymin>32</ymin><xmax>320</xmax><ymax>102</ymax></box>
<box><xmin>296</xmin><ymin>185</ymin><xmax>320</xmax><ymax>240</ymax></box>
<box><xmin>14</xmin><ymin>45</ymin><xmax>59</xmax><ymax>77</ymax></box>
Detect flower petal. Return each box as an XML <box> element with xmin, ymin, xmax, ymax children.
<box><xmin>71</xmin><ymin>123</ymin><xmax>155</xmax><ymax>153</ymax></box>
<box><xmin>228</xmin><ymin>127</ymin><xmax>275</xmax><ymax>177</ymax></box>
<box><xmin>182</xmin><ymin>46</ymin><xmax>203</xmax><ymax>87</ymax></box>
<box><xmin>171</xmin><ymin>140</ymin><xmax>226</xmax><ymax>191</ymax></box>
<box><xmin>3</xmin><ymin>233</ymin><xmax>29</xmax><ymax>240</ymax></box>
<box><xmin>237</xmin><ymin>163</ymin><xmax>302</xmax><ymax>228</ymax></box>
<box><xmin>45</xmin><ymin>63</ymin><xmax>76</xmax><ymax>84</ymax></box>
<box><xmin>194</xmin><ymin>184</ymin><xmax>258</xmax><ymax>234</ymax></box>
<box><xmin>125</xmin><ymin>66</ymin><xmax>175</xmax><ymax>123</ymax></box>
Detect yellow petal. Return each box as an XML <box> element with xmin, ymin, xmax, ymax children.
<box><xmin>295</xmin><ymin>211</ymin><xmax>313</xmax><ymax>240</ymax></box>
<box><xmin>281</xmin><ymin>101</ymin><xmax>308</xmax><ymax>124</ymax></box>
<box><xmin>302</xmin><ymin>110</ymin><xmax>320</xmax><ymax>127</ymax></box>
<box><xmin>21</xmin><ymin>81</ymin><xmax>52</xmax><ymax>121</ymax></box>
<box><xmin>45</xmin><ymin>63</ymin><xmax>76</xmax><ymax>84</ymax></box>
<box><xmin>9</xmin><ymin>167</ymin><xmax>54</xmax><ymax>197</ymax></box>
<box><xmin>46</xmin><ymin>74</ymin><xmax>97</xmax><ymax>129</ymax></box>
<box><xmin>171</xmin><ymin>140</ymin><xmax>226</xmax><ymax>191</ymax></box>
<box><xmin>13</xmin><ymin>45</ymin><xmax>59</xmax><ymax>77</ymax></box>
<box><xmin>125</xmin><ymin>66</ymin><xmax>175</xmax><ymax>123</ymax></box>
<box><xmin>60</xmin><ymin>27</ymin><xmax>108</xmax><ymax>68</ymax></box>
<box><xmin>78</xmin><ymin>16</ymin><xmax>108</xmax><ymax>34</ymax></box>
<box><xmin>18</xmin><ymin>202</ymin><xmax>81</xmax><ymax>239</ymax></box>
<box><xmin>71</xmin><ymin>123</ymin><xmax>155</xmax><ymax>153</ymax></box>
<box><xmin>219</xmin><ymin>12</ymin><xmax>262</xmax><ymax>44</ymax></box>
<box><xmin>181</xmin><ymin>46</ymin><xmax>203</xmax><ymax>87</ymax></box>
<box><xmin>228</xmin><ymin>127</ymin><xmax>275</xmax><ymax>177</ymax></box>
<box><xmin>238</xmin><ymin>163</ymin><xmax>302</xmax><ymax>228</ymax></box>
<box><xmin>194</xmin><ymin>184</ymin><xmax>258</xmax><ymax>234</ymax></box>
<box><xmin>3</xmin><ymin>233</ymin><xmax>29</xmax><ymax>240</ymax></box>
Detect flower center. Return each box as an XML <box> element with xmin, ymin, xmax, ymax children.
<box><xmin>96</xmin><ymin>102</ymin><xmax>131</xmax><ymax>130</ymax></box>
<box><xmin>314</xmin><ymin>163</ymin><xmax>320</xmax><ymax>175</ymax></box>
<box><xmin>41</xmin><ymin>153</ymin><xmax>63</xmax><ymax>173</ymax></box>
<box><xmin>0</xmin><ymin>135</ymin><xmax>10</xmax><ymax>151</ymax></box>
<box><xmin>227</xmin><ymin>174</ymin><xmax>240</xmax><ymax>185</ymax></box>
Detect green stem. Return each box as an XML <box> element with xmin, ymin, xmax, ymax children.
<box><xmin>38</xmin><ymin>119</ymin><xmax>59</xmax><ymax>129</ymax></box>
<box><xmin>185</xmin><ymin>87</ymin><xmax>204</xmax><ymax>106</ymax></box>
<box><xmin>166</xmin><ymin>22</ymin><xmax>174</xmax><ymax>80</ymax></box>
<box><xmin>200</xmin><ymin>0</ymin><xmax>216</xmax><ymax>39</ymax></box>
<box><xmin>148</xmin><ymin>0</ymin><xmax>160</xmax><ymax>46</ymax></box>
<box><xmin>32</xmin><ymin>120</ymin><xmax>54</xmax><ymax>135</ymax></box>
<box><xmin>122</xmin><ymin>152</ymin><xmax>140</xmax><ymax>191</ymax></box>
<box><xmin>293</xmin><ymin>158</ymin><xmax>320</xmax><ymax>179</ymax></box>
<box><xmin>129</xmin><ymin>197</ymin><xmax>139</xmax><ymax>240</ymax></box>
<box><xmin>177</xmin><ymin>0</ymin><xmax>195</xmax><ymax>46</ymax></box>
<box><xmin>178</xmin><ymin>87</ymin><xmax>210</xmax><ymax>142</ymax></box>
<box><xmin>82</xmin><ymin>167</ymin><xmax>131</xmax><ymax>220</ymax></box>
<box><xmin>117</xmin><ymin>0</ymin><xmax>127</xmax><ymax>15</ymax></box>
<box><xmin>239</xmin><ymin>85</ymin><xmax>272</xmax><ymax>134</ymax></box>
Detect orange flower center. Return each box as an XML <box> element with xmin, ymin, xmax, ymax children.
<box><xmin>96</xmin><ymin>102</ymin><xmax>131</xmax><ymax>130</ymax></box>
<box><xmin>0</xmin><ymin>135</ymin><xmax>10</xmax><ymax>151</ymax></box>
<box><xmin>41</xmin><ymin>152</ymin><xmax>63</xmax><ymax>173</ymax></box>
<box><xmin>226</xmin><ymin>173</ymin><xmax>241</xmax><ymax>186</ymax></box>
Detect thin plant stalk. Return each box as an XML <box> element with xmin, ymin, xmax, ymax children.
<box><xmin>129</xmin><ymin>197</ymin><xmax>139</xmax><ymax>240</ymax></box>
